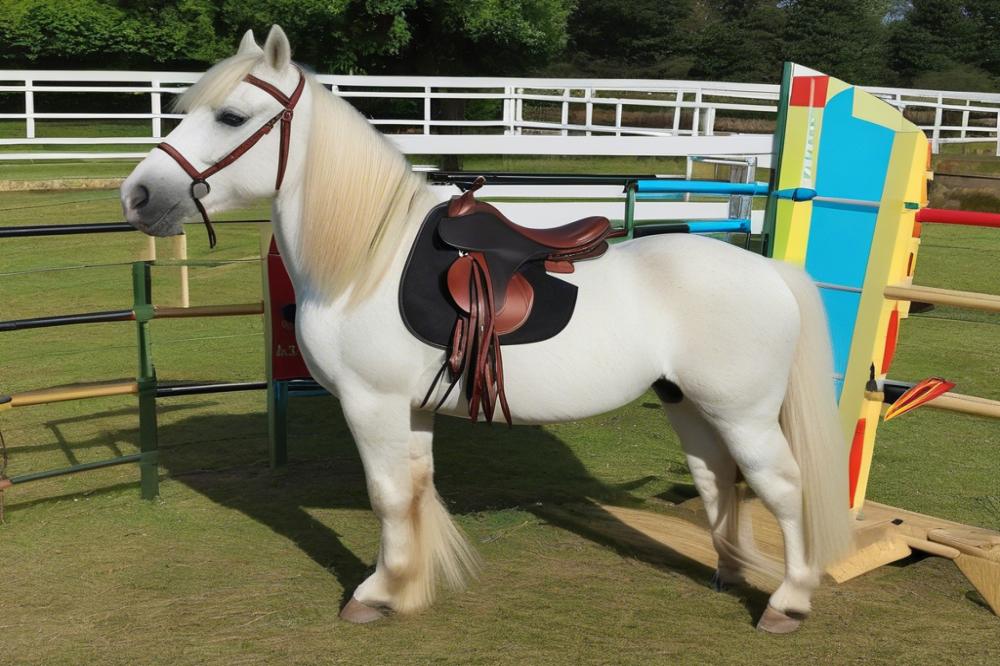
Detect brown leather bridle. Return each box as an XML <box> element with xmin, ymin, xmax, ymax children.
<box><xmin>156</xmin><ymin>68</ymin><xmax>306</xmax><ymax>247</ymax></box>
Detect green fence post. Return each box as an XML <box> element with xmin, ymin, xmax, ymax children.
<box><xmin>132</xmin><ymin>261</ymin><xmax>159</xmax><ymax>500</ymax></box>
<box><xmin>624</xmin><ymin>182</ymin><xmax>637</xmax><ymax>239</ymax></box>
<box><xmin>268</xmin><ymin>380</ymin><xmax>288</xmax><ymax>469</ymax></box>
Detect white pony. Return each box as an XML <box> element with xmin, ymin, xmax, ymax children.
<box><xmin>121</xmin><ymin>26</ymin><xmax>853</xmax><ymax>632</ymax></box>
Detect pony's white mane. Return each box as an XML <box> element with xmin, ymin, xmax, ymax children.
<box><xmin>298</xmin><ymin>76</ymin><xmax>426</xmax><ymax>305</ymax></box>
<box><xmin>177</xmin><ymin>54</ymin><xmax>427</xmax><ymax>305</ymax></box>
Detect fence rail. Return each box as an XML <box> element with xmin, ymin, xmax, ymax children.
<box><xmin>2</xmin><ymin>70</ymin><xmax>999</xmax><ymax>161</ymax></box>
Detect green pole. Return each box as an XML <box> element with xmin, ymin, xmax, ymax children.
<box><xmin>624</xmin><ymin>182</ymin><xmax>637</xmax><ymax>239</ymax></box>
<box><xmin>132</xmin><ymin>261</ymin><xmax>159</xmax><ymax>500</ymax></box>
<box><xmin>760</xmin><ymin>61</ymin><xmax>793</xmax><ymax>257</ymax></box>
<box><xmin>268</xmin><ymin>380</ymin><xmax>288</xmax><ymax>469</ymax></box>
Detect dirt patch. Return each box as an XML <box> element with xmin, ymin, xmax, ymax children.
<box><xmin>0</xmin><ymin>177</ymin><xmax>125</xmax><ymax>192</ymax></box>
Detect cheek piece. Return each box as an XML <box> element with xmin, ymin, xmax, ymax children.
<box><xmin>156</xmin><ymin>67</ymin><xmax>305</xmax><ymax>248</ymax></box>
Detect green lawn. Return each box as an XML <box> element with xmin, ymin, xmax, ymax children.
<box><xmin>0</xmin><ymin>164</ymin><xmax>998</xmax><ymax>664</ymax></box>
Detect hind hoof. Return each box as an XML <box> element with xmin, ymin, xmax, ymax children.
<box><xmin>756</xmin><ymin>605</ymin><xmax>804</xmax><ymax>634</ymax></box>
<box><xmin>340</xmin><ymin>597</ymin><xmax>387</xmax><ymax>624</ymax></box>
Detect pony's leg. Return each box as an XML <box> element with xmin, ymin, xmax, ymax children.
<box><xmin>339</xmin><ymin>395</ymin><xmax>478</xmax><ymax>622</ymax></box>
<box><xmin>663</xmin><ymin>400</ymin><xmax>743</xmax><ymax>588</ymax></box>
<box><xmin>712</xmin><ymin>417</ymin><xmax>816</xmax><ymax>629</ymax></box>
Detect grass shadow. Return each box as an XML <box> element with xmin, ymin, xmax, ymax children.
<box><xmin>12</xmin><ymin>391</ymin><xmax>755</xmax><ymax>619</ymax></box>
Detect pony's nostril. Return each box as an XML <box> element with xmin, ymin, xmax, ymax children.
<box><xmin>128</xmin><ymin>184</ymin><xmax>150</xmax><ymax>210</ymax></box>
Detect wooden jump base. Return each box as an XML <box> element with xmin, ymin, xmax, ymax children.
<box><xmin>548</xmin><ymin>498</ymin><xmax>1000</xmax><ymax>615</ymax></box>
<box><xmin>885</xmin><ymin>284</ymin><xmax>1000</xmax><ymax>314</ymax></box>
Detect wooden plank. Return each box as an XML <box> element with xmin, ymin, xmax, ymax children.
<box><xmin>153</xmin><ymin>302</ymin><xmax>264</xmax><ymax>318</ymax></box>
<box><xmin>927</xmin><ymin>391</ymin><xmax>1000</xmax><ymax>420</ymax></box>
<box><xmin>6</xmin><ymin>379</ymin><xmax>138</xmax><ymax>407</ymax></box>
<box><xmin>884</xmin><ymin>283</ymin><xmax>1000</xmax><ymax>313</ymax></box>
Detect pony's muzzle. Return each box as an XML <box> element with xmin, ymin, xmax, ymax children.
<box><xmin>123</xmin><ymin>183</ymin><xmax>150</xmax><ymax>212</ymax></box>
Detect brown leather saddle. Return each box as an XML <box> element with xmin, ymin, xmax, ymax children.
<box><xmin>399</xmin><ymin>177</ymin><xmax>615</xmax><ymax>425</ymax></box>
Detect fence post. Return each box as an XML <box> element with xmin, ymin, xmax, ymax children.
<box><xmin>960</xmin><ymin>99</ymin><xmax>970</xmax><ymax>140</ymax></box>
<box><xmin>692</xmin><ymin>90</ymin><xmax>702</xmax><ymax>137</ymax></box>
<box><xmin>615</xmin><ymin>102</ymin><xmax>622</xmax><ymax>137</ymax></box>
<box><xmin>561</xmin><ymin>88</ymin><xmax>570</xmax><ymax>136</ymax></box>
<box><xmin>585</xmin><ymin>88</ymin><xmax>593</xmax><ymax>136</ymax></box>
<box><xmin>424</xmin><ymin>86</ymin><xmax>431</xmax><ymax>135</ymax></box>
<box><xmin>24</xmin><ymin>78</ymin><xmax>35</xmax><ymax>139</ymax></box>
<box><xmin>932</xmin><ymin>94</ymin><xmax>943</xmax><ymax>154</ymax></box>
<box><xmin>151</xmin><ymin>80</ymin><xmax>162</xmax><ymax>139</ymax></box>
<box><xmin>515</xmin><ymin>88</ymin><xmax>523</xmax><ymax>135</ymax></box>
<box><xmin>268</xmin><ymin>380</ymin><xmax>288</xmax><ymax>469</ymax></box>
<box><xmin>132</xmin><ymin>261</ymin><xmax>159</xmax><ymax>500</ymax></box>
<box><xmin>672</xmin><ymin>91</ymin><xmax>682</xmax><ymax>134</ymax></box>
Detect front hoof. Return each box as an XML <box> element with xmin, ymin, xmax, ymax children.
<box><xmin>340</xmin><ymin>597</ymin><xmax>388</xmax><ymax>624</ymax></box>
<box><xmin>756</xmin><ymin>604</ymin><xmax>805</xmax><ymax>634</ymax></box>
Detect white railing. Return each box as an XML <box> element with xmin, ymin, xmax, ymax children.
<box><xmin>1</xmin><ymin>70</ymin><xmax>999</xmax><ymax>161</ymax></box>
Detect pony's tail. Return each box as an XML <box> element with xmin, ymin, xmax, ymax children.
<box><xmin>393</xmin><ymin>488</ymin><xmax>481</xmax><ymax>614</ymax></box>
<box><xmin>774</xmin><ymin>262</ymin><xmax>854</xmax><ymax>571</ymax></box>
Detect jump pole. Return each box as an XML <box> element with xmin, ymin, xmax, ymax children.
<box><xmin>915</xmin><ymin>207</ymin><xmax>1000</xmax><ymax>228</ymax></box>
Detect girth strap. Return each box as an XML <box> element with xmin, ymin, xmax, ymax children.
<box><xmin>155</xmin><ymin>68</ymin><xmax>305</xmax><ymax>247</ymax></box>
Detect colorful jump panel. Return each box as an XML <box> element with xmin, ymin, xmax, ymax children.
<box><xmin>766</xmin><ymin>64</ymin><xmax>928</xmax><ymax>510</ymax></box>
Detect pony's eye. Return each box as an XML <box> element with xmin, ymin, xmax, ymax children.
<box><xmin>216</xmin><ymin>109</ymin><xmax>247</xmax><ymax>127</ymax></box>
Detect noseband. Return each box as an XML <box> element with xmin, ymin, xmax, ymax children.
<box><xmin>156</xmin><ymin>68</ymin><xmax>306</xmax><ymax>247</ymax></box>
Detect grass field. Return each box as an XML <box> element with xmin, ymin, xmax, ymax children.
<box><xmin>0</xmin><ymin>158</ymin><xmax>998</xmax><ymax>664</ymax></box>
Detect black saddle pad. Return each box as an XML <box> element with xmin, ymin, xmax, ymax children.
<box><xmin>399</xmin><ymin>203</ymin><xmax>577</xmax><ymax>348</ymax></box>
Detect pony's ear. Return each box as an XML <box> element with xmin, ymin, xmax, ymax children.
<box><xmin>263</xmin><ymin>25</ymin><xmax>291</xmax><ymax>71</ymax></box>
<box><xmin>238</xmin><ymin>29</ymin><xmax>262</xmax><ymax>55</ymax></box>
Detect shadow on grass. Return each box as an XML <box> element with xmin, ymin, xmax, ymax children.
<box><xmin>14</xmin><ymin>392</ymin><xmax>768</xmax><ymax>622</ymax></box>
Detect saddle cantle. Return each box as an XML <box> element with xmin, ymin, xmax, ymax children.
<box><xmin>399</xmin><ymin>176</ymin><xmax>614</xmax><ymax>425</ymax></box>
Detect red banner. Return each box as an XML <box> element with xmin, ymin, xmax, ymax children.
<box><xmin>267</xmin><ymin>239</ymin><xmax>312</xmax><ymax>381</ymax></box>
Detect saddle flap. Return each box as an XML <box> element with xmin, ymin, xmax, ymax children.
<box><xmin>446</xmin><ymin>257</ymin><xmax>534</xmax><ymax>335</ymax></box>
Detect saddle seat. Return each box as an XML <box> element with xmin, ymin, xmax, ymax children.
<box><xmin>448</xmin><ymin>185</ymin><xmax>610</xmax><ymax>251</ymax></box>
<box><xmin>399</xmin><ymin>176</ymin><xmax>616</xmax><ymax>426</ymax></box>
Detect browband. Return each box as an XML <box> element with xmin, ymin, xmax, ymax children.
<box><xmin>156</xmin><ymin>67</ymin><xmax>306</xmax><ymax>248</ymax></box>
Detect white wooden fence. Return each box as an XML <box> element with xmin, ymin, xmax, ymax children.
<box><xmin>1</xmin><ymin>70</ymin><xmax>999</xmax><ymax>161</ymax></box>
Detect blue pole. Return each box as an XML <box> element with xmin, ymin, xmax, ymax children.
<box><xmin>636</xmin><ymin>180</ymin><xmax>771</xmax><ymax>196</ymax></box>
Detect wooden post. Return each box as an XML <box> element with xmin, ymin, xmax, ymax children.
<box><xmin>173</xmin><ymin>234</ymin><xmax>190</xmax><ymax>307</ymax></box>
<box><xmin>885</xmin><ymin>283</ymin><xmax>1000</xmax><ymax>314</ymax></box>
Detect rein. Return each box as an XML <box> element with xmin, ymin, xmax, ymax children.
<box><xmin>156</xmin><ymin>68</ymin><xmax>306</xmax><ymax>248</ymax></box>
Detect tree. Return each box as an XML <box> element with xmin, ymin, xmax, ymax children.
<box><xmin>374</xmin><ymin>0</ymin><xmax>574</xmax><ymax>76</ymax></box>
<box><xmin>216</xmin><ymin>0</ymin><xmax>416</xmax><ymax>73</ymax></box>
<box><xmin>0</xmin><ymin>0</ymin><xmax>228</xmax><ymax>68</ymax></box>
<box><xmin>692</xmin><ymin>0</ymin><xmax>788</xmax><ymax>83</ymax></box>
<box><xmin>964</xmin><ymin>0</ymin><xmax>1000</xmax><ymax>79</ymax></box>
<box><xmin>888</xmin><ymin>0</ymin><xmax>978</xmax><ymax>85</ymax></box>
<box><xmin>551</xmin><ymin>0</ymin><xmax>697</xmax><ymax>79</ymax></box>
<box><xmin>0</xmin><ymin>0</ymin><xmax>416</xmax><ymax>71</ymax></box>
<box><xmin>780</xmin><ymin>0</ymin><xmax>892</xmax><ymax>85</ymax></box>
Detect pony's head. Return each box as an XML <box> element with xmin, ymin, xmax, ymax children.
<box><xmin>121</xmin><ymin>26</ymin><xmax>305</xmax><ymax>239</ymax></box>
<box><xmin>122</xmin><ymin>25</ymin><xmax>425</xmax><ymax>303</ymax></box>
